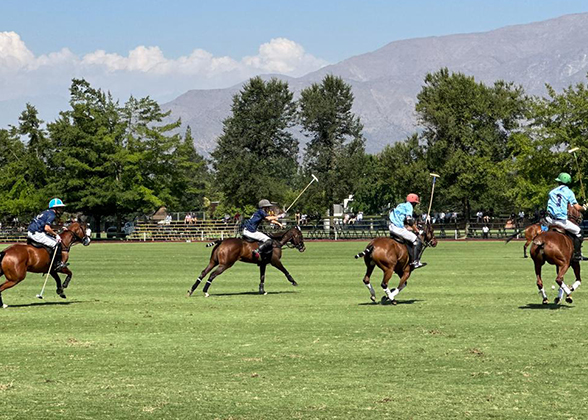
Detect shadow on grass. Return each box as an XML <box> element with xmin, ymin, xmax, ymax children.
<box><xmin>358</xmin><ymin>299</ymin><xmax>423</xmax><ymax>306</ymax></box>
<box><xmin>208</xmin><ymin>290</ymin><xmax>299</xmax><ymax>297</ymax></box>
<box><xmin>519</xmin><ymin>303</ymin><xmax>573</xmax><ymax>310</ymax></box>
<box><xmin>5</xmin><ymin>300</ymin><xmax>88</xmax><ymax>308</ymax></box>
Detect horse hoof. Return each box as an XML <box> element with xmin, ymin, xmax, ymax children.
<box><xmin>554</xmin><ymin>297</ymin><xmax>561</xmax><ymax>304</ymax></box>
<box><xmin>391</xmin><ymin>299</ymin><xmax>398</xmax><ymax>306</ymax></box>
<box><xmin>524</xmin><ymin>256</ymin><xmax>528</xmax><ymax>258</ymax></box>
<box><xmin>370</xmin><ymin>295</ymin><xmax>376</xmax><ymax>303</ymax></box>
<box><xmin>204</xmin><ymin>293</ymin><xmax>210</xmax><ymax>298</ymax></box>
<box><xmin>381</xmin><ymin>296</ymin><xmax>388</xmax><ymax>304</ymax></box>
<box><xmin>566</xmin><ymin>296</ymin><xmax>573</xmax><ymax>304</ymax></box>
<box><xmin>291</xmin><ymin>281</ymin><xmax>298</xmax><ymax>287</ymax></box>
<box><xmin>542</xmin><ymin>298</ymin><xmax>549</xmax><ymax>305</ymax></box>
<box><xmin>2</xmin><ymin>304</ymin><xmax>7</xmax><ymax>309</ymax></box>
<box><xmin>186</xmin><ymin>291</ymin><xmax>192</xmax><ymax>297</ymax></box>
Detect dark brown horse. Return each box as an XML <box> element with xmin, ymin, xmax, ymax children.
<box><xmin>505</xmin><ymin>223</ymin><xmax>543</xmax><ymax>258</ymax></box>
<box><xmin>0</xmin><ymin>222</ymin><xmax>91</xmax><ymax>308</ymax></box>
<box><xmin>355</xmin><ymin>221</ymin><xmax>437</xmax><ymax>304</ymax></box>
<box><xmin>187</xmin><ymin>226</ymin><xmax>305</xmax><ymax>297</ymax></box>
<box><xmin>530</xmin><ymin>206</ymin><xmax>583</xmax><ymax>305</ymax></box>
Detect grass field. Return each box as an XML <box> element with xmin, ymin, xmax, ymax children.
<box><xmin>1</xmin><ymin>240</ymin><xmax>587</xmax><ymax>419</ymax></box>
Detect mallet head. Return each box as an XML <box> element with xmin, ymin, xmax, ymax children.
<box><xmin>568</xmin><ymin>147</ymin><xmax>580</xmax><ymax>154</ymax></box>
<box><xmin>430</xmin><ymin>173</ymin><xmax>440</xmax><ymax>178</ymax></box>
<box><xmin>312</xmin><ymin>174</ymin><xmax>319</xmax><ymax>183</ymax></box>
<box><xmin>36</xmin><ymin>294</ymin><xmax>43</xmax><ymax>300</ymax></box>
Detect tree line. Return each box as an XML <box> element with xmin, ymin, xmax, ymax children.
<box><xmin>1</xmin><ymin>70</ymin><xmax>588</xmax><ymax>232</ymax></box>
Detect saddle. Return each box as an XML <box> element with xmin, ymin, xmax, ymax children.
<box><xmin>27</xmin><ymin>238</ymin><xmax>53</xmax><ymax>255</ymax></box>
<box><xmin>548</xmin><ymin>225</ymin><xmax>576</xmax><ymax>240</ymax></box>
<box><xmin>389</xmin><ymin>232</ymin><xmax>407</xmax><ymax>245</ymax></box>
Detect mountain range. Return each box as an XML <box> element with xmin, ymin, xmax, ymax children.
<box><xmin>162</xmin><ymin>13</ymin><xmax>588</xmax><ymax>155</ymax></box>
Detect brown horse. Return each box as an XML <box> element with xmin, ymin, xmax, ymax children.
<box><xmin>530</xmin><ymin>206</ymin><xmax>583</xmax><ymax>305</ymax></box>
<box><xmin>0</xmin><ymin>222</ymin><xmax>91</xmax><ymax>308</ymax></box>
<box><xmin>505</xmin><ymin>223</ymin><xmax>543</xmax><ymax>258</ymax></box>
<box><xmin>355</xmin><ymin>221</ymin><xmax>437</xmax><ymax>304</ymax></box>
<box><xmin>187</xmin><ymin>226</ymin><xmax>305</xmax><ymax>297</ymax></box>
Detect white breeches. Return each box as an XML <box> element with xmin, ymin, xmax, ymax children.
<box><xmin>545</xmin><ymin>217</ymin><xmax>581</xmax><ymax>237</ymax></box>
<box><xmin>242</xmin><ymin>229</ymin><xmax>271</xmax><ymax>242</ymax></box>
<box><xmin>389</xmin><ymin>225</ymin><xmax>418</xmax><ymax>245</ymax></box>
<box><xmin>27</xmin><ymin>231</ymin><xmax>57</xmax><ymax>247</ymax></box>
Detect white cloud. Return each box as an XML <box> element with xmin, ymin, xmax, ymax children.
<box><xmin>0</xmin><ymin>32</ymin><xmax>329</xmax><ymax>128</ymax></box>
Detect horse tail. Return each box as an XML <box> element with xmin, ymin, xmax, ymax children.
<box><xmin>504</xmin><ymin>229</ymin><xmax>522</xmax><ymax>244</ymax></box>
<box><xmin>355</xmin><ymin>244</ymin><xmax>374</xmax><ymax>259</ymax></box>
<box><xmin>206</xmin><ymin>240</ymin><xmax>222</xmax><ymax>248</ymax></box>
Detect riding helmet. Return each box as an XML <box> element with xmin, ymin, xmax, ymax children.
<box><xmin>48</xmin><ymin>198</ymin><xmax>66</xmax><ymax>209</ymax></box>
<box><xmin>258</xmin><ymin>199</ymin><xmax>272</xmax><ymax>208</ymax></box>
<box><xmin>406</xmin><ymin>193</ymin><xmax>420</xmax><ymax>204</ymax></box>
<box><xmin>555</xmin><ymin>172</ymin><xmax>572</xmax><ymax>185</ymax></box>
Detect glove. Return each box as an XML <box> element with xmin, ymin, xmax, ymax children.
<box><xmin>583</xmin><ymin>204</ymin><xmax>588</xmax><ymax>211</ymax></box>
<box><xmin>56</xmin><ymin>234</ymin><xmax>62</xmax><ymax>243</ymax></box>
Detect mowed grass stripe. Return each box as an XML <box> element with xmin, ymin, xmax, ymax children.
<box><xmin>1</xmin><ymin>241</ymin><xmax>587</xmax><ymax>419</ymax></box>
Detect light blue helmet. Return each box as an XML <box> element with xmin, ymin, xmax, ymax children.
<box><xmin>48</xmin><ymin>198</ymin><xmax>66</xmax><ymax>209</ymax></box>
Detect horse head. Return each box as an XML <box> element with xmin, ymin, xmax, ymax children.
<box><xmin>286</xmin><ymin>226</ymin><xmax>306</xmax><ymax>252</ymax></box>
<box><xmin>419</xmin><ymin>220</ymin><xmax>437</xmax><ymax>248</ymax></box>
<box><xmin>62</xmin><ymin>222</ymin><xmax>92</xmax><ymax>247</ymax></box>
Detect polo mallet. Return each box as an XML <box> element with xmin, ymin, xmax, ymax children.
<box><xmin>568</xmin><ymin>147</ymin><xmax>586</xmax><ymax>203</ymax></box>
<box><xmin>426</xmin><ymin>173</ymin><xmax>441</xmax><ymax>221</ymax></box>
<box><xmin>36</xmin><ymin>246</ymin><xmax>59</xmax><ymax>299</ymax></box>
<box><xmin>284</xmin><ymin>174</ymin><xmax>319</xmax><ymax>214</ymax></box>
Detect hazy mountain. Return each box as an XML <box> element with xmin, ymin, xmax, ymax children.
<box><xmin>162</xmin><ymin>13</ymin><xmax>588</xmax><ymax>155</ymax></box>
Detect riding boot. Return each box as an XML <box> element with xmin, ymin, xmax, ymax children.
<box><xmin>253</xmin><ymin>240</ymin><xmax>274</xmax><ymax>261</ymax></box>
<box><xmin>258</xmin><ymin>240</ymin><xmax>274</xmax><ymax>260</ymax></box>
<box><xmin>572</xmin><ymin>235</ymin><xmax>583</xmax><ymax>262</ymax></box>
<box><xmin>410</xmin><ymin>239</ymin><xmax>427</xmax><ymax>269</ymax></box>
<box><xmin>52</xmin><ymin>243</ymin><xmax>66</xmax><ymax>272</ymax></box>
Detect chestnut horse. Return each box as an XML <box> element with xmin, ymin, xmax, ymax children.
<box><xmin>0</xmin><ymin>222</ymin><xmax>91</xmax><ymax>308</ymax></box>
<box><xmin>505</xmin><ymin>223</ymin><xmax>543</xmax><ymax>258</ymax></box>
<box><xmin>530</xmin><ymin>206</ymin><xmax>583</xmax><ymax>305</ymax></box>
<box><xmin>187</xmin><ymin>226</ymin><xmax>305</xmax><ymax>297</ymax></box>
<box><xmin>355</xmin><ymin>221</ymin><xmax>437</xmax><ymax>304</ymax></box>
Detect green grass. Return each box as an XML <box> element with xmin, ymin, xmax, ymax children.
<box><xmin>1</xmin><ymin>241</ymin><xmax>587</xmax><ymax>419</ymax></box>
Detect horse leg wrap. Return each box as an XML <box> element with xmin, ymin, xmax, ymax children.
<box><xmin>557</xmin><ymin>287</ymin><xmax>565</xmax><ymax>301</ymax></box>
<box><xmin>203</xmin><ymin>280</ymin><xmax>212</xmax><ymax>293</ymax></box>
<box><xmin>365</xmin><ymin>283</ymin><xmax>376</xmax><ymax>298</ymax></box>
<box><xmin>539</xmin><ymin>288</ymin><xmax>547</xmax><ymax>300</ymax></box>
<box><xmin>571</xmin><ymin>281</ymin><xmax>581</xmax><ymax>291</ymax></box>
<box><xmin>560</xmin><ymin>282</ymin><xmax>572</xmax><ymax>296</ymax></box>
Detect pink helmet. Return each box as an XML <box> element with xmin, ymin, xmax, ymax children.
<box><xmin>406</xmin><ymin>193</ymin><xmax>420</xmax><ymax>204</ymax></box>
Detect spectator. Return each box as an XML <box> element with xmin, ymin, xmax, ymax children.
<box><xmin>234</xmin><ymin>212</ymin><xmax>241</xmax><ymax>223</ymax></box>
<box><xmin>184</xmin><ymin>213</ymin><xmax>192</xmax><ymax>224</ymax></box>
<box><xmin>482</xmin><ymin>225</ymin><xmax>490</xmax><ymax>239</ymax></box>
<box><xmin>356</xmin><ymin>211</ymin><xmax>363</xmax><ymax>222</ymax></box>
<box><xmin>450</xmin><ymin>212</ymin><xmax>458</xmax><ymax>224</ymax></box>
<box><xmin>343</xmin><ymin>213</ymin><xmax>350</xmax><ymax>224</ymax></box>
<box><xmin>439</xmin><ymin>212</ymin><xmax>446</xmax><ymax>224</ymax></box>
<box><xmin>476</xmin><ymin>210</ymin><xmax>483</xmax><ymax>222</ymax></box>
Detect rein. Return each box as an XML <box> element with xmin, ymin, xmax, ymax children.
<box><xmin>60</xmin><ymin>225</ymin><xmax>84</xmax><ymax>252</ymax></box>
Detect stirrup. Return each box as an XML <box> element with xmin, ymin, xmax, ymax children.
<box><xmin>410</xmin><ymin>261</ymin><xmax>427</xmax><ymax>269</ymax></box>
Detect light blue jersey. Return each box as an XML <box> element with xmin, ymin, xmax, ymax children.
<box><xmin>547</xmin><ymin>185</ymin><xmax>577</xmax><ymax>219</ymax></box>
<box><xmin>389</xmin><ymin>202</ymin><xmax>414</xmax><ymax>228</ymax></box>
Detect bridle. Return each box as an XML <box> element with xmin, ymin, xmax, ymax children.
<box><xmin>60</xmin><ymin>224</ymin><xmax>91</xmax><ymax>251</ymax></box>
<box><xmin>418</xmin><ymin>221</ymin><xmax>436</xmax><ymax>248</ymax></box>
<box><xmin>282</xmin><ymin>226</ymin><xmax>305</xmax><ymax>251</ymax></box>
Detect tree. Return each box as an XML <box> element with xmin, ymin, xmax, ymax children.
<box><xmin>47</xmin><ymin>79</ymin><xmax>183</xmax><ymax>234</ymax></box>
<box><xmin>299</xmin><ymin>75</ymin><xmax>366</xmax><ymax>213</ymax></box>
<box><xmin>168</xmin><ymin>126</ymin><xmax>208</xmax><ymax>211</ymax></box>
<box><xmin>416</xmin><ymin>68</ymin><xmax>528</xmax><ymax>218</ymax></box>
<box><xmin>212</xmin><ymin>77</ymin><xmax>298</xmax><ymax>209</ymax></box>
<box><xmin>509</xmin><ymin>80</ymin><xmax>588</xmax><ymax>209</ymax></box>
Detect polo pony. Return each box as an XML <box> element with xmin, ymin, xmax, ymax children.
<box><xmin>355</xmin><ymin>221</ymin><xmax>437</xmax><ymax>304</ymax></box>
<box><xmin>0</xmin><ymin>222</ymin><xmax>91</xmax><ymax>308</ymax></box>
<box><xmin>188</xmin><ymin>226</ymin><xmax>305</xmax><ymax>297</ymax></box>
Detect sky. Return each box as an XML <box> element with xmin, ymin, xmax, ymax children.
<box><xmin>1</xmin><ymin>0</ymin><xmax>588</xmax><ymax>126</ymax></box>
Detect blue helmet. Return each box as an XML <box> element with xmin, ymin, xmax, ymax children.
<box><xmin>48</xmin><ymin>198</ymin><xmax>66</xmax><ymax>209</ymax></box>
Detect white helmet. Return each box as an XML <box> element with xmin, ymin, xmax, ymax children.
<box><xmin>258</xmin><ymin>199</ymin><xmax>272</xmax><ymax>208</ymax></box>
